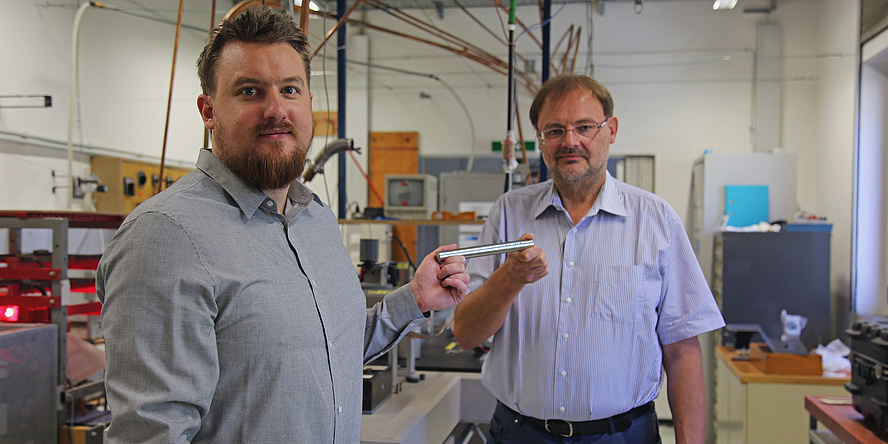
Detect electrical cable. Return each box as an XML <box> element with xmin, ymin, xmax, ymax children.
<box><xmin>386</xmin><ymin>231</ymin><xmax>416</xmax><ymax>272</ymax></box>
<box><xmin>406</xmin><ymin>313</ymin><xmax>454</xmax><ymax>339</ymax></box>
<box><xmin>585</xmin><ymin>0</ymin><xmax>595</xmax><ymax>76</ymax></box>
<box><xmin>434</xmin><ymin>77</ymin><xmax>477</xmax><ymax>173</ymax></box>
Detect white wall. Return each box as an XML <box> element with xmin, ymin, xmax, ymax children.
<box><xmin>0</xmin><ymin>0</ymin><xmax>862</xmax><ymax>313</ymax></box>
<box><xmin>816</xmin><ymin>1</ymin><xmax>859</xmax><ymax>321</ymax></box>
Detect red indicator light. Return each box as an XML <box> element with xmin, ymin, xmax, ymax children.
<box><xmin>0</xmin><ymin>306</ymin><xmax>19</xmax><ymax>322</ymax></box>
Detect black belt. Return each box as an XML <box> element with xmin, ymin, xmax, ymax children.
<box><xmin>501</xmin><ymin>401</ymin><xmax>654</xmax><ymax>438</ymax></box>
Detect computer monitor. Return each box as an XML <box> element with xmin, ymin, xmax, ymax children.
<box><xmin>384</xmin><ymin>174</ymin><xmax>438</xmax><ymax>220</ymax></box>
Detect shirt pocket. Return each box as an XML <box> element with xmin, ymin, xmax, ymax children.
<box><xmin>590</xmin><ymin>264</ymin><xmax>643</xmax><ymax>323</ymax></box>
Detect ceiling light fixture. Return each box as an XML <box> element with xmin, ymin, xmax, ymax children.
<box><xmin>713</xmin><ymin>0</ymin><xmax>738</xmax><ymax>10</ymax></box>
<box><xmin>294</xmin><ymin>0</ymin><xmax>320</xmax><ymax>12</ymax></box>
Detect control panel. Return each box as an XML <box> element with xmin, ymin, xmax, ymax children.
<box><xmin>91</xmin><ymin>155</ymin><xmax>192</xmax><ymax>214</ymax></box>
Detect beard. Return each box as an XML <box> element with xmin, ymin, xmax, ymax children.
<box><xmin>214</xmin><ymin>121</ymin><xmax>312</xmax><ymax>191</ymax></box>
<box><xmin>548</xmin><ymin>147</ymin><xmax>595</xmax><ymax>183</ymax></box>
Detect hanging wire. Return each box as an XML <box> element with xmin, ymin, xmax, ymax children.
<box><xmin>507</xmin><ymin>0</ymin><xmax>570</xmax><ymax>138</ymax></box>
<box><xmin>585</xmin><ymin>0</ymin><xmax>595</xmax><ymax>76</ymax></box>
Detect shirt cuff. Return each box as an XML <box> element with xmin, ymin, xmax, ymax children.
<box><xmin>383</xmin><ymin>284</ymin><xmax>426</xmax><ymax>328</ymax></box>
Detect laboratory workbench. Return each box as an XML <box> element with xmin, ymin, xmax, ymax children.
<box><xmin>716</xmin><ymin>346</ymin><xmax>850</xmax><ymax>444</ymax></box>
<box><xmin>805</xmin><ymin>395</ymin><xmax>888</xmax><ymax>444</ymax></box>
<box><xmin>360</xmin><ymin>371</ymin><xmax>495</xmax><ymax>444</ymax></box>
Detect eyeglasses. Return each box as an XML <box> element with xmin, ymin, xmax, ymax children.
<box><xmin>537</xmin><ymin>119</ymin><xmax>608</xmax><ymax>145</ymax></box>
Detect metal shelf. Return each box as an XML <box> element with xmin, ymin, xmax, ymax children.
<box><xmin>0</xmin><ymin>211</ymin><xmax>125</xmax><ymax>443</ymax></box>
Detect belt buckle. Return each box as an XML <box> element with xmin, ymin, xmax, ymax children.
<box><xmin>544</xmin><ymin>419</ymin><xmax>573</xmax><ymax>437</ymax></box>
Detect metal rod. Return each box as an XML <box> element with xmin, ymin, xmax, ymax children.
<box><xmin>435</xmin><ymin>239</ymin><xmax>534</xmax><ymax>262</ymax></box>
<box><xmin>539</xmin><ymin>0</ymin><xmax>551</xmax><ymax>182</ymax></box>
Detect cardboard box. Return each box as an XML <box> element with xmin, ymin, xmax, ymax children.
<box><xmin>749</xmin><ymin>342</ymin><xmax>822</xmax><ymax>375</ymax></box>
<box><xmin>60</xmin><ymin>425</ymin><xmax>105</xmax><ymax>444</ymax></box>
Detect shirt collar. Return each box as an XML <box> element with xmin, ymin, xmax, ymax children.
<box><xmin>196</xmin><ymin>148</ymin><xmax>314</xmax><ymax>219</ymax></box>
<box><xmin>534</xmin><ymin>171</ymin><xmax>629</xmax><ymax>220</ymax></box>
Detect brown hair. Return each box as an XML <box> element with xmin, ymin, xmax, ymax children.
<box><xmin>529</xmin><ymin>74</ymin><xmax>614</xmax><ymax>127</ymax></box>
<box><xmin>196</xmin><ymin>7</ymin><xmax>311</xmax><ymax>95</ymax></box>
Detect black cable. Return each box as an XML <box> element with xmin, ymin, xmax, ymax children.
<box><xmin>386</xmin><ymin>232</ymin><xmax>416</xmax><ymax>273</ymax></box>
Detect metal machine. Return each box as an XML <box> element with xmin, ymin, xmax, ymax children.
<box><xmin>0</xmin><ymin>211</ymin><xmax>124</xmax><ymax>443</ymax></box>
<box><xmin>357</xmin><ymin>237</ymin><xmax>402</xmax><ymax>413</ymax></box>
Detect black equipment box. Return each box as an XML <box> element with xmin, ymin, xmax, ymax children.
<box><xmin>845</xmin><ymin>317</ymin><xmax>888</xmax><ymax>434</ymax></box>
<box><xmin>362</xmin><ymin>364</ymin><xmax>393</xmax><ymax>414</ymax></box>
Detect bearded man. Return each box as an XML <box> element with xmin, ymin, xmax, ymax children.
<box><xmin>97</xmin><ymin>8</ymin><xmax>469</xmax><ymax>443</ymax></box>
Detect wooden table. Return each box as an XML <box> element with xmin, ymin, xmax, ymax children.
<box><xmin>805</xmin><ymin>395</ymin><xmax>888</xmax><ymax>444</ymax></box>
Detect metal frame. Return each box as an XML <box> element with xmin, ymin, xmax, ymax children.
<box><xmin>1</xmin><ymin>216</ymin><xmax>69</xmax><ymax>440</ymax></box>
<box><xmin>0</xmin><ymin>211</ymin><xmax>125</xmax><ymax>443</ymax></box>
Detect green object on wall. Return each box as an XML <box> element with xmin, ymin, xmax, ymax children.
<box><xmin>491</xmin><ymin>140</ymin><xmax>536</xmax><ymax>152</ymax></box>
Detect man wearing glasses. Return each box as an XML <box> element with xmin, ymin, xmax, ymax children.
<box><xmin>453</xmin><ymin>74</ymin><xmax>724</xmax><ymax>443</ymax></box>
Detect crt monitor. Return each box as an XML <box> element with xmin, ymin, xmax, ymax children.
<box><xmin>384</xmin><ymin>174</ymin><xmax>438</xmax><ymax>220</ymax></box>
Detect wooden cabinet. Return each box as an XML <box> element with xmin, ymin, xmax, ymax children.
<box><xmin>368</xmin><ymin>132</ymin><xmax>419</xmax><ymax>263</ymax></box>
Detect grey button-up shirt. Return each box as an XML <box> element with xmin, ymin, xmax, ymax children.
<box><xmin>98</xmin><ymin>149</ymin><xmax>425</xmax><ymax>443</ymax></box>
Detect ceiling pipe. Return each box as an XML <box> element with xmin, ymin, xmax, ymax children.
<box><xmin>67</xmin><ymin>1</ymin><xmax>107</xmax><ymax>210</ymax></box>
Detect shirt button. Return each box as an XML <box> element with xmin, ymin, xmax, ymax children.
<box><xmin>560</xmin><ymin>406</ymin><xmax>566</xmax><ymax>412</ymax></box>
<box><xmin>566</xmin><ymin>297</ymin><xmax>572</xmax><ymax>303</ymax></box>
<box><xmin>266</xmin><ymin>200</ymin><xmax>274</xmax><ymax>207</ymax></box>
<box><xmin>568</xmin><ymin>261</ymin><xmax>575</xmax><ymax>267</ymax></box>
<box><xmin>338</xmin><ymin>406</ymin><xmax>343</xmax><ymax>413</ymax></box>
<box><xmin>563</xmin><ymin>333</ymin><xmax>569</xmax><ymax>339</ymax></box>
<box><xmin>561</xmin><ymin>370</ymin><xmax>567</xmax><ymax>376</ymax></box>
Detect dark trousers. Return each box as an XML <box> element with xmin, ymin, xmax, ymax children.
<box><xmin>489</xmin><ymin>402</ymin><xmax>662</xmax><ymax>444</ymax></box>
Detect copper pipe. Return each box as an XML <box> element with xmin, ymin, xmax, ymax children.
<box><xmin>310</xmin><ymin>0</ymin><xmax>365</xmax><ymax>59</ymax></box>
<box><xmin>552</xmin><ymin>24</ymin><xmax>572</xmax><ymax>75</ymax></box>
<box><xmin>225</xmin><ymin>0</ymin><xmax>282</xmax><ymax>21</ymax></box>
<box><xmin>569</xmin><ymin>26</ymin><xmax>581</xmax><ymax>74</ymax></box>
<box><xmin>158</xmin><ymin>0</ymin><xmax>184</xmax><ymax>195</ymax></box>
<box><xmin>203</xmin><ymin>0</ymin><xmax>217</xmax><ymax>150</ymax></box>
<box><xmin>310</xmin><ymin>9</ymin><xmax>512</xmax><ymax>79</ymax></box>
<box><xmin>357</xmin><ymin>0</ymin><xmax>540</xmax><ymax>93</ymax></box>
<box><xmin>298</xmin><ymin>4</ymin><xmax>310</xmax><ymax>32</ymax></box>
<box><xmin>304</xmin><ymin>2</ymin><xmax>539</xmax><ymax>93</ymax></box>
<box><xmin>363</xmin><ymin>0</ymin><xmax>499</xmax><ymax>64</ymax></box>
<box><xmin>450</xmin><ymin>0</ymin><xmax>507</xmax><ymax>46</ymax></box>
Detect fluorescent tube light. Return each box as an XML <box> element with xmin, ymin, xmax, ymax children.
<box><xmin>713</xmin><ymin>0</ymin><xmax>739</xmax><ymax>10</ymax></box>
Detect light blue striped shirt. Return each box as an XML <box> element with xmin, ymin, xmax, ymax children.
<box><xmin>467</xmin><ymin>172</ymin><xmax>724</xmax><ymax>422</ymax></box>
